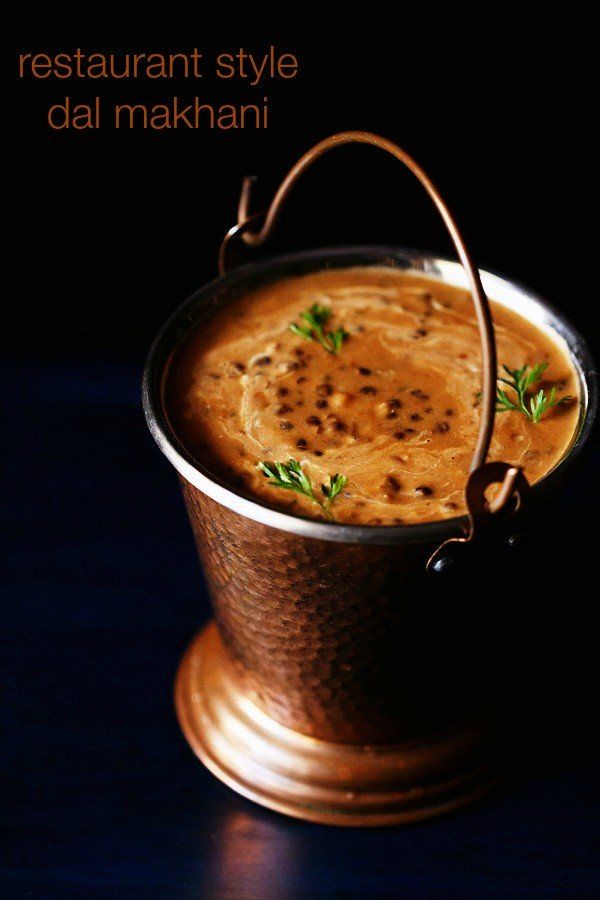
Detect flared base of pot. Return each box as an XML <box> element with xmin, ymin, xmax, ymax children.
<box><xmin>175</xmin><ymin>622</ymin><xmax>514</xmax><ymax>827</ymax></box>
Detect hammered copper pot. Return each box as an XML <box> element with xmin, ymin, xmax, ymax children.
<box><xmin>143</xmin><ymin>110</ymin><xmax>594</xmax><ymax>829</ymax></box>
<box><xmin>143</xmin><ymin>242</ymin><xmax>597</xmax><ymax>826</ymax></box>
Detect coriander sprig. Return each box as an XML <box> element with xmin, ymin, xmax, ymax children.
<box><xmin>496</xmin><ymin>363</ymin><xmax>572</xmax><ymax>423</ymax></box>
<box><xmin>289</xmin><ymin>304</ymin><xmax>348</xmax><ymax>354</ymax></box>
<box><xmin>257</xmin><ymin>459</ymin><xmax>347</xmax><ymax>519</ymax></box>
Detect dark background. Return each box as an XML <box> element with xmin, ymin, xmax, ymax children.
<box><xmin>4</xmin><ymin>27</ymin><xmax>599</xmax><ymax>897</ymax></box>
<box><xmin>7</xmin><ymin>31</ymin><xmax>598</xmax><ymax>357</ymax></box>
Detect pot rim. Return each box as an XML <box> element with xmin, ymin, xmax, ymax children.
<box><xmin>142</xmin><ymin>245</ymin><xmax>598</xmax><ymax>545</ymax></box>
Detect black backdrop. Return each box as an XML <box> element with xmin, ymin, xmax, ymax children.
<box><xmin>8</xmin><ymin>30</ymin><xmax>597</xmax><ymax>357</ymax></box>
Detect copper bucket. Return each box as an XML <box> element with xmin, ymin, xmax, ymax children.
<box><xmin>143</xmin><ymin>133</ymin><xmax>597</xmax><ymax>826</ymax></box>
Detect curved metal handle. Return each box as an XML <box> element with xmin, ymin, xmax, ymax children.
<box><xmin>220</xmin><ymin>131</ymin><xmax>497</xmax><ymax>472</ymax></box>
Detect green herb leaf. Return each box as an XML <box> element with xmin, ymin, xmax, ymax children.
<box><xmin>289</xmin><ymin>303</ymin><xmax>349</xmax><ymax>354</ymax></box>
<box><xmin>289</xmin><ymin>322</ymin><xmax>314</xmax><ymax>341</ymax></box>
<box><xmin>329</xmin><ymin>328</ymin><xmax>347</xmax><ymax>353</ymax></box>
<box><xmin>257</xmin><ymin>458</ymin><xmax>347</xmax><ymax>519</ymax></box>
<box><xmin>321</xmin><ymin>473</ymin><xmax>348</xmax><ymax>510</ymax></box>
<box><xmin>496</xmin><ymin>363</ymin><xmax>572</xmax><ymax>423</ymax></box>
<box><xmin>257</xmin><ymin>458</ymin><xmax>315</xmax><ymax>500</ymax></box>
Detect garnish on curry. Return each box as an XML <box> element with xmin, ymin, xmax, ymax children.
<box><xmin>165</xmin><ymin>267</ymin><xmax>580</xmax><ymax>524</ymax></box>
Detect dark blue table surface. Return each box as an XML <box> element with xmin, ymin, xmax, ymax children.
<box><xmin>2</xmin><ymin>353</ymin><xmax>599</xmax><ymax>898</ymax></box>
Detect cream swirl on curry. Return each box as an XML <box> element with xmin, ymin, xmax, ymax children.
<box><xmin>165</xmin><ymin>267</ymin><xmax>579</xmax><ymax>524</ymax></box>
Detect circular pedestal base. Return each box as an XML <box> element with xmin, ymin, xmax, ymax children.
<box><xmin>175</xmin><ymin>623</ymin><xmax>513</xmax><ymax>827</ymax></box>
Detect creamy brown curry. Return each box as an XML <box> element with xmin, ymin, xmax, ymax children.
<box><xmin>166</xmin><ymin>267</ymin><xmax>579</xmax><ymax>524</ymax></box>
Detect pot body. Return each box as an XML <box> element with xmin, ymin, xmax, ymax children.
<box><xmin>180</xmin><ymin>479</ymin><xmax>462</xmax><ymax>743</ymax></box>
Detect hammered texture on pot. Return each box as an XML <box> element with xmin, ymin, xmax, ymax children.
<box><xmin>180</xmin><ymin>478</ymin><xmax>466</xmax><ymax>743</ymax></box>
